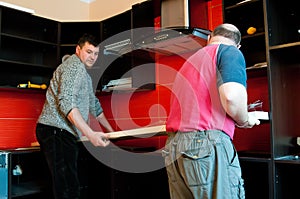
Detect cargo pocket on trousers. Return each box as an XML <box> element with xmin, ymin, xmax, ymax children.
<box><xmin>180</xmin><ymin>138</ymin><xmax>214</xmax><ymax>186</ymax></box>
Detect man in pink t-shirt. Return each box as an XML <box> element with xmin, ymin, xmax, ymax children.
<box><xmin>164</xmin><ymin>24</ymin><xmax>260</xmax><ymax>199</ymax></box>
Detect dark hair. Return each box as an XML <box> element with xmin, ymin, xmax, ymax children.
<box><xmin>212</xmin><ymin>24</ymin><xmax>241</xmax><ymax>45</ymax></box>
<box><xmin>77</xmin><ymin>33</ymin><xmax>99</xmax><ymax>48</ymax></box>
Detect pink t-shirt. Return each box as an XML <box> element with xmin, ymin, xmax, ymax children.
<box><xmin>166</xmin><ymin>45</ymin><xmax>235</xmax><ymax>139</ymax></box>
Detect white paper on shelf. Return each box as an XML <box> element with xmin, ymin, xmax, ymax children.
<box><xmin>106</xmin><ymin>77</ymin><xmax>132</xmax><ymax>87</ymax></box>
<box><xmin>249</xmin><ymin>111</ymin><xmax>269</xmax><ymax>120</ymax></box>
<box><xmin>102</xmin><ymin>77</ymin><xmax>133</xmax><ymax>91</ymax></box>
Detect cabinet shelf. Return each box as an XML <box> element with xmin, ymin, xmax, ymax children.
<box><xmin>0</xmin><ymin>59</ymin><xmax>53</xmax><ymax>87</ymax></box>
<box><xmin>239</xmin><ymin>155</ymin><xmax>271</xmax><ymax>162</ymax></box>
<box><xmin>0</xmin><ymin>7</ymin><xmax>58</xmax><ymax>44</ymax></box>
<box><xmin>269</xmin><ymin>41</ymin><xmax>300</xmax><ymax>51</ymax></box>
<box><xmin>1</xmin><ymin>33</ymin><xmax>58</xmax><ymax>46</ymax></box>
<box><xmin>11</xmin><ymin>181</ymin><xmax>47</xmax><ymax>197</ymax></box>
<box><xmin>0</xmin><ymin>58</ymin><xmax>55</xmax><ymax>69</ymax></box>
<box><xmin>275</xmin><ymin>155</ymin><xmax>300</xmax><ymax>164</ymax></box>
<box><xmin>246</xmin><ymin>67</ymin><xmax>268</xmax><ymax>81</ymax></box>
<box><xmin>242</xmin><ymin>31</ymin><xmax>265</xmax><ymax>39</ymax></box>
<box><xmin>0</xmin><ymin>87</ymin><xmax>46</xmax><ymax>94</ymax></box>
<box><xmin>60</xmin><ymin>44</ymin><xmax>77</xmax><ymax>47</ymax></box>
<box><xmin>224</xmin><ymin>0</ymin><xmax>260</xmax><ymax>9</ymax></box>
<box><xmin>238</xmin><ymin>149</ymin><xmax>271</xmax><ymax>158</ymax></box>
<box><xmin>0</xmin><ymin>36</ymin><xmax>58</xmax><ymax>67</ymax></box>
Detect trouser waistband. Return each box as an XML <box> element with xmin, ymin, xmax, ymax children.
<box><xmin>168</xmin><ymin>130</ymin><xmax>231</xmax><ymax>141</ymax></box>
<box><xmin>36</xmin><ymin>123</ymin><xmax>76</xmax><ymax>139</ymax></box>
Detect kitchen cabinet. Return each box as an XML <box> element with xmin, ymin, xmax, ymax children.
<box><xmin>57</xmin><ymin>142</ymin><xmax>160</xmax><ymax>199</ymax></box>
<box><xmin>97</xmin><ymin>9</ymin><xmax>134</xmax><ymax>92</ymax></box>
<box><xmin>266</xmin><ymin>0</ymin><xmax>300</xmax><ymax>198</ymax></box>
<box><xmin>0</xmin><ymin>148</ymin><xmax>52</xmax><ymax>199</ymax></box>
<box><xmin>0</xmin><ymin>144</ymin><xmax>169</xmax><ymax>199</ymax></box>
<box><xmin>99</xmin><ymin>6</ymin><xmax>157</xmax><ymax>92</ymax></box>
<box><xmin>78</xmin><ymin>142</ymin><xmax>170</xmax><ymax>199</ymax></box>
<box><xmin>224</xmin><ymin>0</ymin><xmax>300</xmax><ymax>198</ymax></box>
<box><xmin>223</xmin><ymin>1</ymin><xmax>270</xmax><ymax>198</ymax></box>
<box><xmin>110</xmin><ymin>163</ymin><xmax>169</xmax><ymax>199</ymax></box>
<box><xmin>0</xmin><ymin>6</ymin><xmax>59</xmax><ymax>88</ymax></box>
<box><xmin>0</xmin><ymin>2</ymin><xmax>157</xmax><ymax>93</ymax></box>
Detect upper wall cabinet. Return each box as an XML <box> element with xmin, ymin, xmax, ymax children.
<box><xmin>0</xmin><ymin>6</ymin><xmax>59</xmax><ymax>87</ymax></box>
<box><xmin>101</xmin><ymin>10</ymin><xmax>132</xmax><ymax>41</ymax></box>
<box><xmin>96</xmin><ymin>10</ymin><xmax>133</xmax><ymax>92</ymax></box>
<box><xmin>0</xmin><ymin>0</ymin><xmax>159</xmax><ymax>92</ymax></box>
<box><xmin>60</xmin><ymin>22</ymin><xmax>101</xmax><ymax>60</ymax></box>
<box><xmin>99</xmin><ymin>6</ymin><xmax>157</xmax><ymax>92</ymax></box>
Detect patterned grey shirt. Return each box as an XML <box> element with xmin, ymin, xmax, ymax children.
<box><xmin>38</xmin><ymin>54</ymin><xmax>103</xmax><ymax>138</ymax></box>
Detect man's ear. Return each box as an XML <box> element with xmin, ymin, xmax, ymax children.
<box><xmin>207</xmin><ymin>35</ymin><xmax>211</xmax><ymax>44</ymax></box>
<box><xmin>75</xmin><ymin>45</ymin><xmax>80</xmax><ymax>54</ymax></box>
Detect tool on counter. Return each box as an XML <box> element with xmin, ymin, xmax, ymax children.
<box><xmin>17</xmin><ymin>81</ymin><xmax>47</xmax><ymax>90</ymax></box>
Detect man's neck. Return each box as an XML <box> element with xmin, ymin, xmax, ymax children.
<box><xmin>209</xmin><ymin>36</ymin><xmax>237</xmax><ymax>46</ymax></box>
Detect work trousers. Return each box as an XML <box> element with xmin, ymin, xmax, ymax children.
<box><xmin>36</xmin><ymin>123</ymin><xmax>80</xmax><ymax>199</ymax></box>
<box><xmin>163</xmin><ymin>130</ymin><xmax>245</xmax><ymax>199</ymax></box>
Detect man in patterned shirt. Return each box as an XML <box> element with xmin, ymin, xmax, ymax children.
<box><xmin>36</xmin><ymin>33</ymin><xmax>114</xmax><ymax>199</ymax></box>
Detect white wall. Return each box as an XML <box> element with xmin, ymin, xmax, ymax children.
<box><xmin>0</xmin><ymin>0</ymin><xmax>147</xmax><ymax>21</ymax></box>
<box><xmin>89</xmin><ymin>0</ymin><xmax>147</xmax><ymax>21</ymax></box>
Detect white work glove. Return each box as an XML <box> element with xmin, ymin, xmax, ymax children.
<box><xmin>236</xmin><ymin>112</ymin><xmax>260</xmax><ymax>128</ymax></box>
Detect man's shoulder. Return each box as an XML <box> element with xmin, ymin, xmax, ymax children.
<box><xmin>218</xmin><ymin>44</ymin><xmax>239</xmax><ymax>52</ymax></box>
<box><xmin>59</xmin><ymin>55</ymin><xmax>85</xmax><ymax>72</ymax></box>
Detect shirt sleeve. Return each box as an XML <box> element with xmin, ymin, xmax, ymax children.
<box><xmin>216</xmin><ymin>45</ymin><xmax>247</xmax><ymax>88</ymax></box>
<box><xmin>57</xmin><ymin>63</ymin><xmax>86</xmax><ymax>117</ymax></box>
<box><xmin>91</xmin><ymin>97</ymin><xmax>103</xmax><ymax>117</ymax></box>
<box><xmin>88</xmin><ymin>75</ymin><xmax>103</xmax><ymax>117</ymax></box>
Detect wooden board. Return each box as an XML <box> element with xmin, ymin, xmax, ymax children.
<box><xmin>80</xmin><ymin>125</ymin><xmax>166</xmax><ymax>141</ymax></box>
